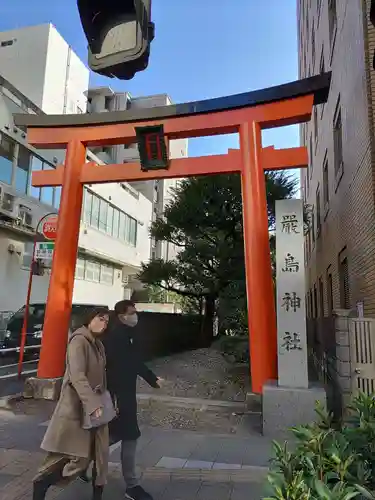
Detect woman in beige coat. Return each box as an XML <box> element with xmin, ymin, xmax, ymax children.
<box><xmin>32</xmin><ymin>307</ymin><xmax>110</xmax><ymax>500</ymax></box>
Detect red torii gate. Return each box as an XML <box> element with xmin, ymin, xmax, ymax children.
<box><xmin>14</xmin><ymin>73</ymin><xmax>330</xmax><ymax>394</ymax></box>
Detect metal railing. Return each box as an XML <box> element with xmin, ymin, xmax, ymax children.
<box><xmin>0</xmin><ymin>344</ymin><xmax>41</xmax><ymax>354</ymax></box>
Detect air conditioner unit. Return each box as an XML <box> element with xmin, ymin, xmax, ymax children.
<box><xmin>17</xmin><ymin>204</ymin><xmax>33</xmax><ymax>227</ymax></box>
<box><xmin>0</xmin><ymin>192</ymin><xmax>16</xmax><ymax>217</ymax></box>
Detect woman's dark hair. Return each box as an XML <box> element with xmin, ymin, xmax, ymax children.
<box><xmin>81</xmin><ymin>307</ymin><xmax>110</xmax><ymax>328</ymax></box>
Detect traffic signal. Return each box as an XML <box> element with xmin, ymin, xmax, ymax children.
<box><xmin>77</xmin><ymin>0</ymin><xmax>154</xmax><ymax>80</ymax></box>
<box><xmin>371</xmin><ymin>0</ymin><xmax>375</xmax><ymax>69</ymax></box>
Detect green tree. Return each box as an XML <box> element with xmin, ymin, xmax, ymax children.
<box><xmin>138</xmin><ymin>172</ymin><xmax>297</xmax><ymax>344</ymax></box>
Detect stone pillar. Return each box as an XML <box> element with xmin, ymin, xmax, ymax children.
<box><xmin>262</xmin><ymin>199</ymin><xmax>326</xmax><ymax>438</ymax></box>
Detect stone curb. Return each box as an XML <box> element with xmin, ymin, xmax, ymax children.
<box><xmin>108</xmin><ymin>464</ymin><xmax>269</xmax><ymax>483</ymax></box>
<box><xmin>0</xmin><ymin>392</ymin><xmax>23</xmax><ymax>411</ymax></box>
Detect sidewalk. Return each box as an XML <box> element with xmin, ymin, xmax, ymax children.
<box><xmin>0</xmin><ymin>447</ymin><xmax>268</xmax><ymax>500</ymax></box>
<box><xmin>0</xmin><ymin>400</ymin><xmax>272</xmax><ymax>499</ymax></box>
<box><xmin>0</xmin><ymin>347</ymin><xmax>275</xmax><ymax>499</ymax></box>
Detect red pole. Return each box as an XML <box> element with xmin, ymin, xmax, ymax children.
<box><xmin>17</xmin><ymin>240</ymin><xmax>36</xmax><ymax>378</ymax></box>
<box><xmin>37</xmin><ymin>140</ymin><xmax>86</xmax><ymax>379</ymax></box>
<box><xmin>240</xmin><ymin>121</ymin><xmax>278</xmax><ymax>394</ymax></box>
<box><xmin>17</xmin><ymin>211</ymin><xmax>57</xmax><ymax>378</ymax></box>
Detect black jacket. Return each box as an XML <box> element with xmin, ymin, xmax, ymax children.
<box><xmin>102</xmin><ymin>318</ymin><xmax>158</xmax><ymax>442</ymax></box>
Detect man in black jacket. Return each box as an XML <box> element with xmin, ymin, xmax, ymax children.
<box><xmin>103</xmin><ymin>300</ymin><xmax>160</xmax><ymax>500</ymax></box>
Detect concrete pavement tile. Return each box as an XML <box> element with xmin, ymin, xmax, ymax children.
<box><xmin>161</xmin><ymin>479</ymin><xmax>202</xmax><ymax>500</ymax></box>
<box><xmin>188</xmin><ymin>442</ymin><xmax>220</xmax><ymax>462</ymax></box>
<box><xmin>156</xmin><ymin>457</ymin><xmax>187</xmax><ymax>468</ymax></box>
<box><xmin>139</xmin><ymin>477</ymin><xmax>171</xmax><ymax>497</ymax></box>
<box><xmin>0</xmin><ymin>472</ymin><xmax>14</xmax><ymax>488</ymax></box>
<box><xmin>196</xmin><ymin>481</ymin><xmax>233</xmax><ymax>500</ymax></box>
<box><xmin>212</xmin><ymin>462</ymin><xmax>241</xmax><ymax>470</ymax></box>
<box><xmin>230</xmin><ymin>482</ymin><xmax>265</xmax><ymax>500</ymax></box>
<box><xmin>184</xmin><ymin>460</ymin><xmax>213</xmax><ymax>469</ymax></box>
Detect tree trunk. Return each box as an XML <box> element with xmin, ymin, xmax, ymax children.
<box><xmin>200</xmin><ymin>295</ymin><xmax>216</xmax><ymax>347</ymax></box>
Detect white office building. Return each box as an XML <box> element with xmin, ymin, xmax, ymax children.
<box><xmin>0</xmin><ymin>23</ymin><xmax>153</xmax><ymax>312</ymax></box>
<box><xmin>86</xmin><ymin>88</ymin><xmax>188</xmax><ymax>261</ymax></box>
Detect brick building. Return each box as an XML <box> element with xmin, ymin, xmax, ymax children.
<box><xmin>298</xmin><ymin>0</ymin><xmax>375</xmax><ymax>317</ymax></box>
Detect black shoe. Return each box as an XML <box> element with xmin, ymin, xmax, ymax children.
<box><xmin>78</xmin><ymin>471</ymin><xmax>90</xmax><ymax>483</ymax></box>
<box><xmin>32</xmin><ymin>467</ymin><xmax>64</xmax><ymax>500</ymax></box>
<box><xmin>126</xmin><ymin>485</ymin><xmax>153</xmax><ymax>500</ymax></box>
<box><xmin>92</xmin><ymin>485</ymin><xmax>104</xmax><ymax>500</ymax></box>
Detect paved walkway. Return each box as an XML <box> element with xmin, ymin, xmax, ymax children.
<box><xmin>0</xmin><ymin>398</ymin><xmax>272</xmax><ymax>499</ymax></box>
<box><xmin>0</xmin><ymin>347</ymin><xmax>275</xmax><ymax>498</ymax></box>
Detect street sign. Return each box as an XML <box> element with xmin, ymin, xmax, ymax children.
<box><xmin>41</xmin><ymin>215</ymin><xmax>58</xmax><ymax>241</ymax></box>
<box><xmin>35</xmin><ymin>242</ymin><xmax>54</xmax><ymax>261</ymax></box>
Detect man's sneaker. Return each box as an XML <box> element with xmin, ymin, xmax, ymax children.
<box><xmin>125</xmin><ymin>485</ymin><xmax>154</xmax><ymax>500</ymax></box>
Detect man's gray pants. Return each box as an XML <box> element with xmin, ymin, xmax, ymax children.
<box><xmin>121</xmin><ymin>439</ymin><xmax>139</xmax><ymax>488</ymax></box>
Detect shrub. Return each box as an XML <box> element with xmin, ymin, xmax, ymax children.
<box><xmin>264</xmin><ymin>394</ymin><xmax>375</xmax><ymax>499</ymax></box>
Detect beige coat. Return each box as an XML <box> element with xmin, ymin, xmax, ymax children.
<box><xmin>41</xmin><ymin>327</ymin><xmax>109</xmax><ymax>483</ymax></box>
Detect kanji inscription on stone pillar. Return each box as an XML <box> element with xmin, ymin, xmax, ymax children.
<box><xmin>276</xmin><ymin>199</ymin><xmax>308</xmax><ymax>388</ymax></box>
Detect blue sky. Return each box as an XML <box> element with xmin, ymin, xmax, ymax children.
<box><xmin>1</xmin><ymin>0</ymin><xmax>299</xmax><ymax>158</ymax></box>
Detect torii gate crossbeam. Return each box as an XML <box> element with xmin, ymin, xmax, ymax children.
<box><xmin>14</xmin><ymin>73</ymin><xmax>331</xmax><ymax>395</ymax></box>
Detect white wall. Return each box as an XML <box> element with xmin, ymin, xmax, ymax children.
<box><xmin>42</xmin><ymin>26</ymin><xmax>89</xmax><ymax>114</ymax></box>
<box><xmin>0</xmin><ymin>24</ymin><xmax>49</xmax><ymax>110</ymax></box>
<box><xmin>0</xmin><ymin>232</ymin><xmax>48</xmax><ymax>311</ymax></box>
<box><xmin>0</xmin><ymin>230</ymin><xmax>132</xmax><ymax>312</ymax></box>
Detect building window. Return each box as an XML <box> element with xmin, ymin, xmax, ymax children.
<box><xmin>54</xmin><ymin>186</ymin><xmax>61</xmax><ymax>209</ymax></box>
<box><xmin>319</xmin><ymin>277</ymin><xmax>324</xmax><ymax>317</ymax></box>
<box><xmin>0</xmin><ymin>40</ymin><xmax>14</xmax><ymax>47</ymax></box>
<box><xmin>29</xmin><ymin>156</ymin><xmax>42</xmax><ymax>200</ymax></box>
<box><xmin>313</xmin><ymin>106</ymin><xmax>318</xmax><ymax>145</ymax></box>
<box><xmin>333</xmin><ymin>100</ymin><xmax>344</xmax><ymax>183</ymax></box>
<box><xmin>83</xmin><ymin>189</ymin><xmax>93</xmax><ymax>223</ymax></box>
<box><xmin>313</xmin><ymin>284</ymin><xmax>318</xmax><ymax>319</ymax></box>
<box><xmin>316</xmin><ymin>185</ymin><xmax>321</xmax><ymax>236</ymax></box>
<box><xmin>128</xmin><ymin>217</ymin><xmax>137</xmax><ymax>246</ymax></box>
<box><xmin>319</xmin><ymin>48</ymin><xmax>325</xmax><ymax>74</ymax></box>
<box><xmin>311</xmin><ymin>24</ymin><xmax>315</xmax><ymax>66</ymax></box>
<box><xmin>100</xmin><ymin>264</ymin><xmax>114</xmax><ymax>285</ymax></box>
<box><xmin>113</xmin><ymin>209</ymin><xmax>120</xmax><ymax>238</ymax></box>
<box><xmin>311</xmin><ymin>207</ymin><xmax>315</xmax><ymax>244</ymax></box>
<box><xmin>107</xmin><ymin>205</ymin><xmax>114</xmax><ymax>235</ymax></box>
<box><xmin>15</xmin><ymin>145</ymin><xmax>31</xmax><ymax>194</ymax></box>
<box><xmin>91</xmin><ymin>195</ymin><xmax>100</xmax><ymax>229</ymax></box>
<box><xmin>85</xmin><ymin>260</ymin><xmax>101</xmax><ymax>282</ymax></box>
<box><xmin>82</xmin><ymin>189</ymin><xmax>138</xmax><ymax>246</ymax></box>
<box><xmin>75</xmin><ymin>256</ymin><xmax>115</xmax><ymax>285</ymax></box>
<box><xmin>40</xmin><ymin>164</ymin><xmax>54</xmax><ymax>206</ymax></box>
<box><xmin>328</xmin><ymin>0</ymin><xmax>337</xmax><ymax>49</ymax></box>
<box><xmin>104</xmin><ymin>96</ymin><xmax>112</xmax><ymax>110</ymax></box>
<box><xmin>323</xmin><ymin>154</ymin><xmax>329</xmax><ymax>209</ymax></box>
<box><xmin>22</xmin><ymin>242</ymin><xmax>34</xmax><ymax>269</ymax></box>
<box><xmin>309</xmin><ymin>133</ymin><xmax>313</xmax><ymax>175</ymax></box>
<box><xmin>0</xmin><ymin>133</ymin><xmax>15</xmax><ymax>185</ymax></box>
<box><xmin>98</xmin><ymin>199</ymin><xmax>108</xmax><ymax>232</ymax></box>
<box><xmin>339</xmin><ymin>248</ymin><xmax>350</xmax><ymax>309</ymax></box>
<box><xmin>75</xmin><ymin>258</ymin><xmax>85</xmax><ymax>280</ymax></box>
<box><xmin>326</xmin><ymin>266</ymin><xmax>333</xmax><ymax>314</ymax></box>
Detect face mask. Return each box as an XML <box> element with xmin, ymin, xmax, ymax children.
<box><xmin>123</xmin><ymin>314</ymin><xmax>138</xmax><ymax>328</ymax></box>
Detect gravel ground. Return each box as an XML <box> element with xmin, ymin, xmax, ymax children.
<box><xmin>6</xmin><ymin>346</ymin><xmax>255</xmax><ymax>434</ymax></box>
<box><xmin>137</xmin><ymin>345</ymin><xmax>249</xmax><ymax>402</ymax></box>
<box><xmin>137</xmin><ymin>398</ymin><xmax>261</xmax><ymax>435</ymax></box>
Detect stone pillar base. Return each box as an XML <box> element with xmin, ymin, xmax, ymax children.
<box><xmin>23</xmin><ymin>377</ymin><xmax>63</xmax><ymax>401</ymax></box>
<box><xmin>262</xmin><ymin>380</ymin><xmax>326</xmax><ymax>438</ymax></box>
